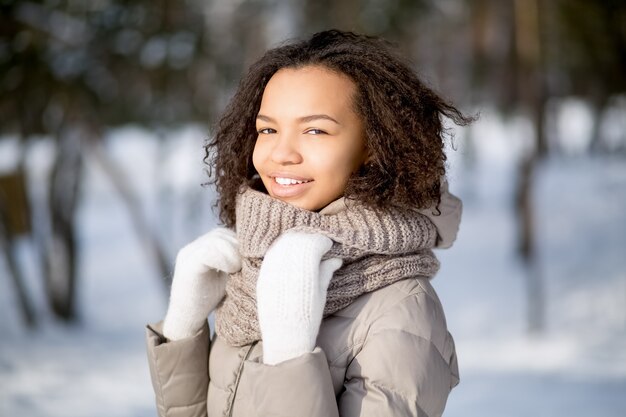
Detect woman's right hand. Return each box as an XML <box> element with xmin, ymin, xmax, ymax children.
<box><xmin>163</xmin><ymin>227</ymin><xmax>241</xmax><ymax>341</ymax></box>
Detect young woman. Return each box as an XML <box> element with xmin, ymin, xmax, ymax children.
<box><xmin>146</xmin><ymin>29</ymin><xmax>471</xmax><ymax>417</ymax></box>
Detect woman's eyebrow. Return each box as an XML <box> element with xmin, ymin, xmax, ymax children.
<box><xmin>256</xmin><ymin>114</ymin><xmax>340</xmax><ymax>125</ymax></box>
<box><xmin>298</xmin><ymin>114</ymin><xmax>340</xmax><ymax>125</ymax></box>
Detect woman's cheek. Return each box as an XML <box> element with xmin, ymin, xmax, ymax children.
<box><xmin>251</xmin><ymin>140</ymin><xmax>267</xmax><ymax>172</ymax></box>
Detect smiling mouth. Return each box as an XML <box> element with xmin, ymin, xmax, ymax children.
<box><xmin>268</xmin><ymin>175</ymin><xmax>314</xmax><ymax>198</ymax></box>
<box><xmin>273</xmin><ymin>177</ymin><xmax>313</xmax><ymax>185</ymax></box>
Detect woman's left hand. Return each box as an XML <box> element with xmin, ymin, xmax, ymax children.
<box><xmin>256</xmin><ymin>231</ymin><xmax>342</xmax><ymax>365</ymax></box>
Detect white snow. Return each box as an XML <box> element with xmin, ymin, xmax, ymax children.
<box><xmin>1</xmin><ymin>106</ymin><xmax>625</xmax><ymax>416</ymax></box>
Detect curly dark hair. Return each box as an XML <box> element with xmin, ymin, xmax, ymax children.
<box><xmin>203</xmin><ymin>29</ymin><xmax>474</xmax><ymax>228</ymax></box>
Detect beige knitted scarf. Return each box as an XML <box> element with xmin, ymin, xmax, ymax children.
<box><xmin>214</xmin><ymin>185</ymin><xmax>441</xmax><ymax>347</ymax></box>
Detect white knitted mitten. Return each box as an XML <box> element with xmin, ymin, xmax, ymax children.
<box><xmin>163</xmin><ymin>227</ymin><xmax>241</xmax><ymax>341</ymax></box>
<box><xmin>256</xmin><ymin>231</ymin><xmax>342</xmax><ymax>365</ymax></box>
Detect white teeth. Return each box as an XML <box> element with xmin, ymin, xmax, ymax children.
<box><xmin>274</xmin><ymin>177</ymin><xmax>310</xmax><ymax>185</ymax></box>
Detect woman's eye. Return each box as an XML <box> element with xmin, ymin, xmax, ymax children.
<box><xmin>306</xmin><ymin>129</ymin><xmax>326</xmax><ymax>135</ymax></box>
<box><xmin>257</xmin><ymin>128</ymin><xmax>276</xmax><ymax>134</ymax></box>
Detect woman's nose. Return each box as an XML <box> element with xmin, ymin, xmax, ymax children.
<box><xmin>270</xmin><ymin>134</ymin><xmax>303</xmax><ymax>165</ymax></box>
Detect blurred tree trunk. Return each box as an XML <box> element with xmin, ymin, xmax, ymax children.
<box><xmin>0</xmin><ymin>164</ymin><xmax>36</xmax><ymax>327</ymax></box>
<box><xmin>513</xmin><ymin>0</ymin><xmax>546</xmax><ymax>333</ymax></box>
<box><xmin>86</xmin><ymin>132</ymin><xmax>171</xmax><ymax>288</ymax></box>
<box><xmin>43</xmin><ymin>128</ymin><xmax>83</xmax><ymax>320</ymax></box>
<box><xmin>589</xmin><ymin>95</ymin><xmax>609</xmax><ymax>153</ymax></box>
<box><xmin>0</xmin><ymin>220</ymin><xmax>36</xmax><ymax>326</ymax></box>
<box><xmin>516</xmin><ymin>151</ymin><xmax>545</xmax><ymax>333</ymax></box>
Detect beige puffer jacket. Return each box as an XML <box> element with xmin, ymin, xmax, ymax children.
<box><xmin>145</xmin><ymin>184</ymin><xmax>462</xmax><ymax>417</ymax></box>
<box><xmin>146</xmin><ymin>275</ymin><xmax>457</xmax><ymax>417</ymax></box>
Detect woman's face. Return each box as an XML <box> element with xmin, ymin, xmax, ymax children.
<box><xmin>252</xmin><ymin>65</ymin><xmax>367</xmax><ymax>211</ymax></box>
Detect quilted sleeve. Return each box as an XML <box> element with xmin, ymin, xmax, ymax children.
<box><xmin>145</xmin><ymin>320</ymin><xmax>210</xmax><ymax>417</ymax></box>
<box><xmin>338</xmin><ymin>293</ymin><xmax>459</xmax><ymax>417</ymax></box>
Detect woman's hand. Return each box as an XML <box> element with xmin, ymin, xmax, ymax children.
<box><xmin>256</xmin><ymin>231</ymin><xmax>342</xmax><ymax>365</ymax></box>
<box><xmin>163</xmin><ymin>227</ymin><xmax>241</xmax><ymax>341</ymax></box>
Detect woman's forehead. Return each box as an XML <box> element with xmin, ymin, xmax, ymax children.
<box><xmin>258</xmin><ymin>66</ymin><xmax>358</xmax><ymax>121</ymax></box>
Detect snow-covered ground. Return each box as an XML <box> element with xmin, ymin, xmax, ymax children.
<box><xmin>1</xmin><ymin>110</ymin><xmax>625</xmax><ymax>416</ymax></box>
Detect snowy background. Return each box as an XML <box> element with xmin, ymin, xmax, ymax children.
<box><xmin>1</xmin><ymin>105</ymin><xmax>625</xmax><ymax>416</ymax></box>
